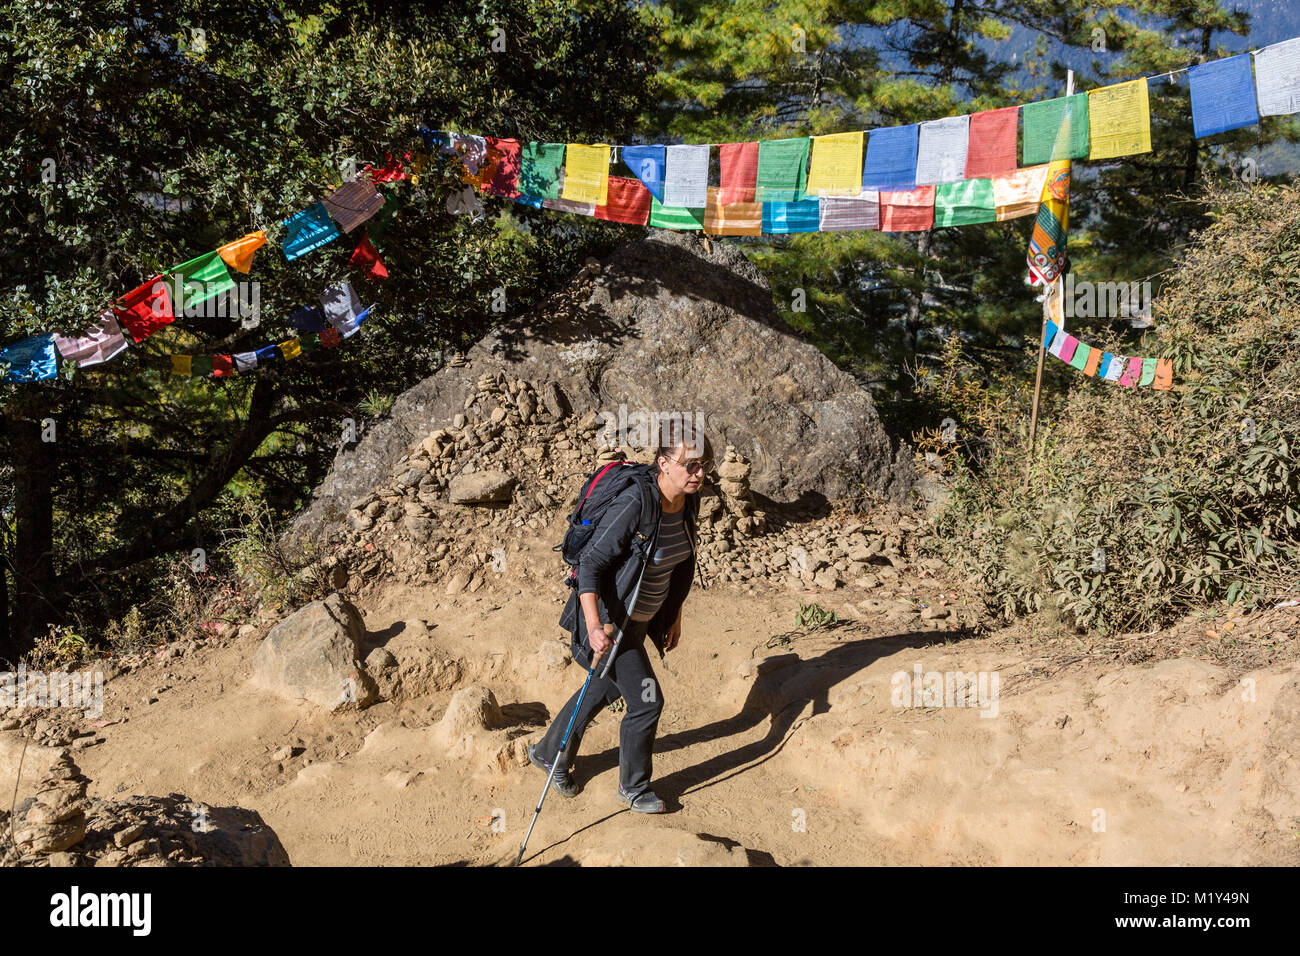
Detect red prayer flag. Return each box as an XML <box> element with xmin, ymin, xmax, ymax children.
<box><xmin>319</xmin><ymin>327</ymin><xmax>342</xmax><ymax>348</ymax></box>
<box><xmin>594</xmin><ymin>176</ymin><xmax>652</xmax><ymax>225</ymax></box>
<box><xmin>965</xmin><ymin>106</ymin><xmax>1019</xmax><ymax>178</ymax></box>
<box><xmin>879</xmin><ymin>186</ymin><xmax>935</xmax><ymax>231</ymax></box>
<box><xmin>363</xmin><ymin>152</ymin><xmax>409</xmax><ymax>183</ymax></box>
<box><xmin>349</xmin><ymin>233</ymin><xmax>389</xmax><ymax>281</ymax></box>
<box><xmin>112</xmin><ymin>275</ymin><xmax>175</xmax><ymax>343</ymax></box>
<box><xmin>212</xmin><ymin>354</ymin><xmax>234</xmax><ymax>377</ymax></box>
<box><xmin>484</xmin><ymin>137</ymin><xmax>523</xmax><ymax>199</ymax></box>
<box><xmin>719</xmin><ymin>142</ymin><xmax>759</xmax><ymax>204</ymax></box>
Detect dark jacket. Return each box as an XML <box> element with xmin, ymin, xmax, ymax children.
<box><xmin>558</xmin><ymin>466</ymin><xmax>701</xmax><ymax>668</ymax></box>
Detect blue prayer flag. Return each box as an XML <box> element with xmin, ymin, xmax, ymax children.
<box><xmin>762</xmin><ymin>198</ymin><xmax>821</xmax><ymax>234</ymax></box>
<box><xmin>0</xmin><ymin>334</ymin><xmax>58</xmax><ymax>383</ymax></box>
<box><xmin>1189</xmin><ymin>54</ymin><xmax>1260</xmax><ymax>138</ymax></box>
<box><xmin>862</xmin><ymin>125</ymin><xmax>919</xmax><ymax>191</ymax></box>
<box><xmin>288</xmin><ymin>306</ymin><xmax>328</xmax><ymax>333</ymax></box>
<box><xmin>282</xmin><ymin>202</ymin><xmax>341</xmax><ymax>262</ymax></box>
<box><xmin>621</xmin><ymin>145</ymin><xmax>666</xmax><ymax>202</ymax></box>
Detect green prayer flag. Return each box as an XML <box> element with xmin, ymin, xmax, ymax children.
<box><xmin>1069</xmin><ymin>342</ymin><xmax>1092</xmax><ymax>371</ymax></box>
<box><xmin>933</xmin><ymin>178</ymin><xmax>997</xmax><ymax>227</ymax></box>
<box><xmin>520</xmin><ymin>142</ymin><xmax>565</xmax><ymax>200</ymax></box>
<box><xmin>649</xmin><ymin>195</ymin><xmax>704</xmax><ymax>230</ymax></box>
<box><xmin>1139</xmin><ymin>356</ymin><xmax>1158</xmax><ymax>386</ymax></box>
<box><xmin>365</xmin><ymin>191</ymin><xmax>399</xmax><ymax>249</ymax></box>
<box><xmin>168</xmin><ymin>251</ymin><xmax>235</xmax><ymax>315</ymax></box>
<box><xmin>190</xmin><ymin>354</ymin><xmax>214</xmax><ymax>377</ymax></box>
<box><xmin>755</xmin><ymin>137</ymin><xmax>810</xmax><ymax>202</ymax></box>
<box><xmin>1022</xmin><ymin>94</ymin><xmax>1090</xmax><ymax>165</ymax></box>
<box><xmin>299</xmin><ymin>332</ymin><xmax>319</xmax><ymax>352</ymax></box>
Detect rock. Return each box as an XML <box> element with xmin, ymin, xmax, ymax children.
<box><xmin>249</xmin><ymin>592</ymin><xmax>378</xmax><ymax>712</ymax></box>
<box><xmin>364</xmin><ymin>647</ymin><xmax>398</xmax><ymax>674</ymax></box>
<box><xmin>433</xmin><ymin>686</ymin><xmax>504</xmax><ymax>745</ymax></box>
<box><xmin>813</xmin><ymin>568</ymin><xmax>841</xmax><ymax>590</ymax></box>
<box><xmin>271</xmin><ymin>745</ymin><xmax>293</xmax><ymax>762</ymax></box>
<box><xmin>286</xmin><ymin>232</ymin><xmax>912</xmax><ymax>546</ymax></box>
<box><xmin>114</xmin><ymin>823</ymin><xmax>147</xmax><ymax>848</ymax></box>
<box><xmin>920</xmin><ymin>606</ymin><xmax>951</xmax><ymax>621</ymax></box>
<box><xmin>538</xmin><ymin>641</ymin><xmax>571</xmax><ymax>673</ymax></box>
<box><xmin>448</xmin><ymin>470</ymin><xmax>515</xmax><ymax>504</ymax></box>
<box><xmin>445</xmin><ymin>571</ymin><xmax>471</xmax><ymax>595</ymax></box>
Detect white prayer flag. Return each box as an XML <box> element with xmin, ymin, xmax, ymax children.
<box><xmin>915</xmin><ymin>116</ymin><xmax>970</xmax><ymax>186</ymax></box>
<box><xmin>663</xmin><ymin>145</ymin><xmax>710</xmax><ymax>208</ymax></box>
<box><xmin>1255</xmin><ymin>37</ymin><xmax>1300</xmax><ymax>116</ymax></box>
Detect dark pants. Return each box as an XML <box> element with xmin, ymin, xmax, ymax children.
<box><xmin>536</xmin><ymin>618</ymin><xmax>663</xmax><ymax>796</ymax></box>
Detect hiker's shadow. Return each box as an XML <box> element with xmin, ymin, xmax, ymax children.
<box><xmin>575</xmin><ymin>628</ymin><xmax>950</xmax><ymax>806</ymax></box>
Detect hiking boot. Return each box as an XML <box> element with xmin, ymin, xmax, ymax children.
<box><xmin>616</xmin><ymin>784</ymin><xmax>666</xmax><ymax>814</ymax></box>
<box><xmin>528</xmin><ymin>744</ymin><xmax>578</xmax><ymax>798</ymax></box>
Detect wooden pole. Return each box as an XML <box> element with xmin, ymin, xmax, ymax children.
<box><xmin>1024</xmin><ymin>69</ymin><xmax>1073</xmax><ymax>491</ymax></box>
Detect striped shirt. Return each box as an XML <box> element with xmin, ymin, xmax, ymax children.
<box><xmin>629</xmin><ymin>505</ymin><xmax>692</xmax><ymax>621</ymax></box>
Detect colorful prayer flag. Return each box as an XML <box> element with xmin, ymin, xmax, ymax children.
<box><xmin>323</xmin><ymin>179</ymin><xmax>386</xmax><ymax>232</ymax></box>
<box><xmin>915</xmin><ymin>116</ymin><xmax>970</xmax><ymax>185</ymax></box>
<box><xmin>1021</xmin><ymin>94</ymin><xmax>1090</xmax><ymax>164</ymax></box>
<box><xmin>349</xmin><ymin>233</ymin><xmax>388</xmax><ymax>281</ymax></box>
<box><xmin>594</xmin><ymin>176</ymin><xmax>652</xmax><ymax>225</ymax></box>
<box><xmin>862</xmin><ymin>125</ymin><xmax>919</xmax><ymax>191</ymax></box>
<box><xmin>933</xmin><ymin>178</ymin><xmax>996</xmax><ymax>227</ymax></box>
<box><xmin>483</xmin><ymin>137</ymin><xmax>523</xmax><ymax>198</ymax></box>
<box><xmin>519</xmin><ymin>142</ymin><xmax>565</xmax><ymax>199</ymax></box>
<box><xmin>621</xmin><ymin>145</ymin><xmax>666</xmax><ymax>202</ymax></box>
<box><xmin>878</xmin><ymin>185</ymin><xmax>934</xmax><ymax>231</ymax></box>
<box><xmin>1069</xmin><ymin>341</ymin><xmax>1092</xmax><ymax>371</ymax></box>
<box><xmin>718</xmin><ymin>142</ymin><xmax>759</xmax><ymax>204</ymax></box>
<box><xmin>170</xmin><ymin>354</ymin><xmax>191</xmax><ymax>376</ymax></box>
<box><xmin>282</xmin><ymin>202</ymin><xmax>342</xmax><ymax>261</ymax></box>
<box><xmin>663</xmin><ymin>145</ymin><xmax>710</xmax><ymax>208</ymax></box>
<box><xmin>288</xmin><ymin>305</ymin><xmax>328</xmax><ymax>333</ymax></box>
<box><xmin>965</xmin><ymin>107</ymin><xmax>1020</xmax><ymax>178</ymax></box>
<box><xmin>0</xmin><ymin>334</ymin><xmax>58</xmax><ymax>383</ymax></box>
<box><xmin>1088</xmin><ymin>79</ymin><xmax>1152</xmax><ymax>160</ymax></box>
<box><xmin>804</xmin><ymin>132</ymin><xmax>864</xmax><ymax>197</ymax></box>
<box><xmin>818</xmin><ymin>192</ymin><xmax>880</xmax><ymax>231</ymax></box>
<box><xmin>1138</xmin><ymin>356</ymin><xmax>1157</xmax><ymax>387</ymax></box>
<box><xmin>755</xmin><ymin>137</ymin><xmax>810</xmax><ymax>202</ymax></box>
<box><xmin>113</xmin><ymin>276</ymin><xmax>175</xmax><ymax>343</ymax></box>
<box><xmin>1189</xmin><ymin>54</ymin><xmax>1260</xmax><ymax>137</ymax></box>
<box><xmin>168</xmin><ymin>251</ymin><xmax>235</xmax><ymax>316</ymax></box>
<box><xmin>703</xmin><ymin>187</ymin><xmax>762</xmax><ymax>236</ymax></box>
<box><xmin>52</xmin><ymin>311</ymin><xmax>129</xmax><ymax>368</ymax></box>
<box><xmin>762</xmin><ymin>198</ymin><xmax>820</xmax><ymax>234</ymax></box>
<box><xmin>992</xmin><ymin>164</ymin><xmax>1050</xmax><ymax>221</ymax></box>
<box><xmin>1254</xmin><ymin>37</ymin><xmax>1300</xmax><ymax>116</ymax></box>
<box><xmin>212</xmin><ymin>354</ymin><xmax>234</xmax><ymax>377</ymax></box>
<box><xmin>320</xmin><ymin>283</ymin><xmax>363</xmax><ymax>329</ymax></box>
<box><xmin>1153</xmin><ymin>357</ymin><xmax>1174</xmax><ymax>390</ymax></box>
<box><xmin>648</xmin><ymin>195</ymin><xmax>704</xmax><ymax>230</ymax></box>
<box><xmin>561</xmin><ymin>143</ymin><xmax>610</xmax><ymax>205</ymax></box>
<box><xmin>217</xmin><ymin>232</ymin><xmax>267</xmax><ymax>274</ymax></box>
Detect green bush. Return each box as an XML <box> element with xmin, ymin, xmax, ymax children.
<box><xmin>928</xmin><ymin>181</ymin><xmax>1300</xmax><ymax>635</ymax></box>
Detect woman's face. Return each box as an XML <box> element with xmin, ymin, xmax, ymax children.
<box><xmin>658</xmin><ymin>442</ymin><xmax>710</xmax><ymax>497</ymax></box>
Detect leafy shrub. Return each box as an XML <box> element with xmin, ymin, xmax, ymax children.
<box><xmin>928</xmin><ymin>182</ymin><xmax>1300</xmax><ymax>635</ymax></box>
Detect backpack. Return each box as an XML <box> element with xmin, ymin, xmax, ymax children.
<box><xmin>554</xmin><ymin>460</ymin><xmax>656</xmax><ymax>589</ymax></box>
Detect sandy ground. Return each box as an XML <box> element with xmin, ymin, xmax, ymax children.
<box><xmin>5</xmin><ymin>563</ymin><xmax>1296</xmax><ymax>868</ymax></box>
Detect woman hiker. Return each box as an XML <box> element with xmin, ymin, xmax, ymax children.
<box><xmin>528</xmin><ymin>418</ymin><xmax>712</xmax><ymax>813</ymax></box>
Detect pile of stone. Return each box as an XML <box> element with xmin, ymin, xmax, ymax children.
<box><xmin>2</xmin><ymin>751</ymin><xmax>290</xmax><ymax>867</ymax></box>
<box><xmin>309</xmin><ymin>372</ymin><xmax>935</xmax><ymax>600</ymax></box>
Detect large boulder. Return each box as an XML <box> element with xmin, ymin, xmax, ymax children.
<box><xmin>288</xmin><ymin>230</ymin><xmax>914</xmax><ymax>543</ymax></box>
<box><xmin>249</xmin><ymin>593</ymin><xmax>378</xmax><ymax>712</ymax></box>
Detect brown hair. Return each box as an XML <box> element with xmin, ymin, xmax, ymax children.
<box><xmin>654</xmin><ymin>414</ymin><xmax>713</xmax><ymax>473</ymax></box>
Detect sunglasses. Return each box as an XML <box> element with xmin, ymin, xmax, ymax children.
<box><xmin>664</xmin><ymin>454</ymin><xmax>713</xmax><ymax>475</ymax></box>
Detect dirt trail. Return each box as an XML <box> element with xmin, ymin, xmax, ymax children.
<box><xmin>8</xmin><ymin>563</ymin><xmax>1296</xmax><ymax>866</ymax></box>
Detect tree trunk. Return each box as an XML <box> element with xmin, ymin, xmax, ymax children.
<box><xmin>9</xmin><ymin>404</ymin><xmax>60</xmax><ymax>658</ymax></box>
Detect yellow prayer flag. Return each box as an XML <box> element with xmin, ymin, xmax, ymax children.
<box><xmin>217</xmin><ymin>231</ymin><xmax>267</xmax><ymax>274</ymax></box>
<box><xmin>993</xmin><ymin>164</ymin><xmax>1050</xmax><ymax>221</ymax></box>
<box><xmin>703</xmin><ymin>187</ymin><xmax>762</xmax><ymax>236</ymax></box>
<box><xmin>170</xmin><ymin>354</ymin><xmax>191</xmax><ymax>376</ymax></box>
<box><xmin>1088</xmin><ymin>79</ymin><xmax>1152</xmax><ymax>160</ymax></box>
<box><xmin>560</xmin><ymin>143</ymin><xmax>610</xmax><ymax>206</ymax></box>
<box><xmin>804</xmin><ymin>132</ymin><xmax>864</xmax><ymax>197</ymax></box>
<box><xmin>279</xmin><ymin>338</ymin><xmax>302</xmax><ymax>360</ymax></box>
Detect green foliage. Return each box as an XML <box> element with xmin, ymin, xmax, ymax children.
<box><xmin>224</xmin><ymin>498</ymin><xmax>326</xmax><ymax>613</ymax></box>
<box><xmin>929</xmin><ymin>181</ymin><xmax>1300</xmax><ymax>635</ymax></box>
<box><xmin>796</xmin><ymin>601</ymin><xmax>838</xmax><ymax>628</ymax></box>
